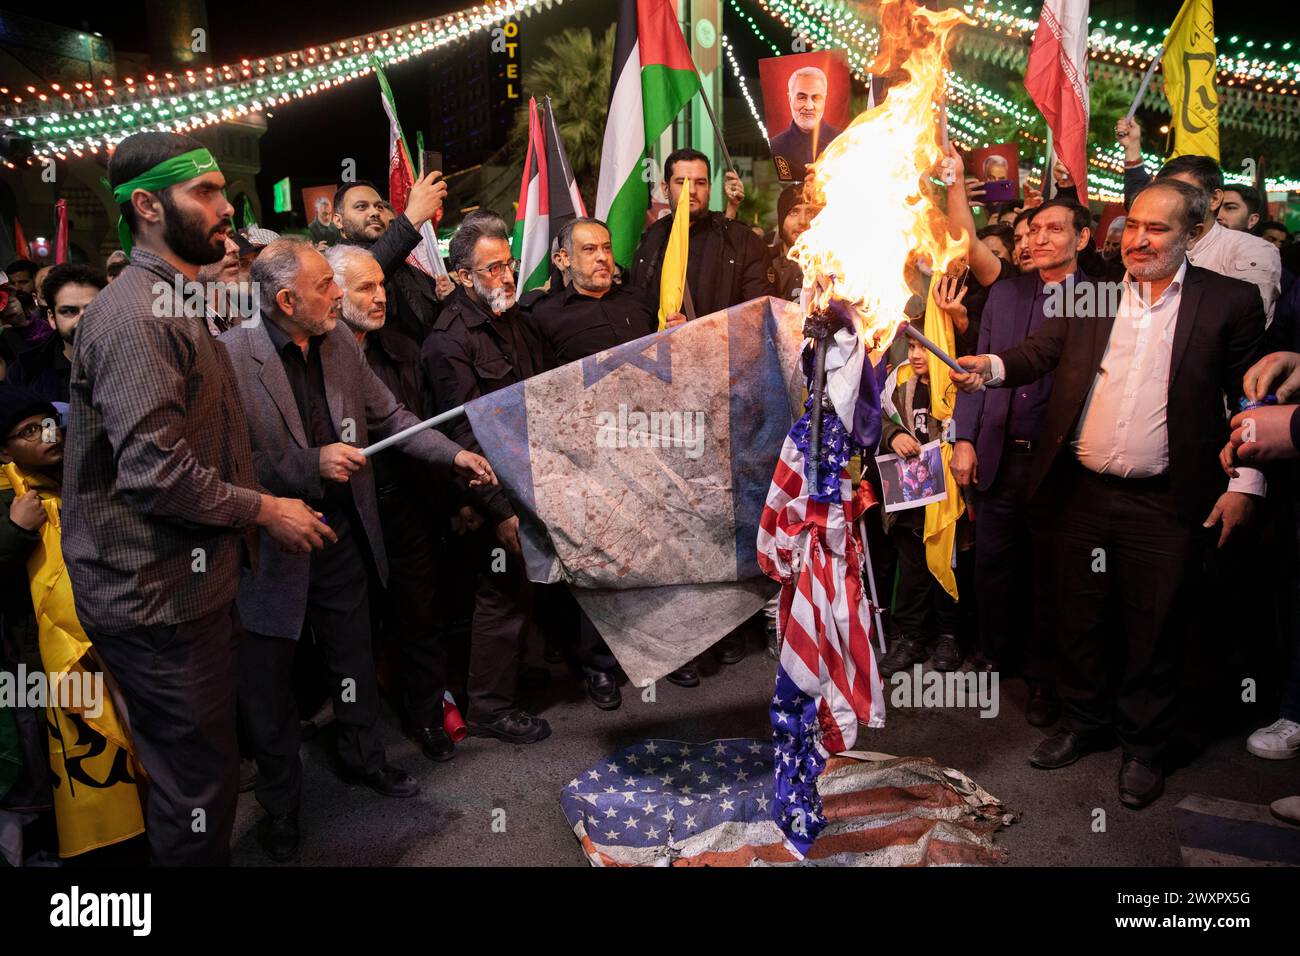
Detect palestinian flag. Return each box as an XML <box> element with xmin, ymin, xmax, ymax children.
<box><xmin>513</xmin><ymin>96</ymin><xmax>588</xmax><ymax>294</ymax></box>
<box><xmin>595</xmin><ymin>0</ymin><xmax>702</xmax><ymax>268</ymax></box>
<box><xmin>373</xmin><ymin>59</ymin><xmax>447</xmax><ymax>277</ymax></box>
<box><xmin>512</xmin><ymin>98</ymin><xmax>551</xmax><ymax>293</ymax></box>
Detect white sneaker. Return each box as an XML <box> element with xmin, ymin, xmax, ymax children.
<box><xmin>1246</xmin><ymin>718</ymin><xmax>1300</xmax><ymax>760</ymax></box>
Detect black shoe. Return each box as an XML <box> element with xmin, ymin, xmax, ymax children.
<box><xmin>238</xmin><ymin>758</ymin><xmax>258</xmax><ymax>794</ymax></box>
<box><xmin>468</xmin><ymin>709</ymin><xmax>552</xmax><ymax>744</ymax></box>
<box><xmin>877</xmin><ymin>636</ymin><xmax>929</xmax><ymax>678</ymax></box>
<box><xmin>1025</xmin><ymin>684</ymin><xmax>1061</xmax><ymax>728</ymax></box>
<box><xmin>931</xmin><ymin>634</ymin><xmax>963</xmax><ymax>672</ymax></box>
<box><xmin>339</xmin><ymin>763</ymin><xmax>421</xmax><ymax>798</ymax></box>
<box><xmin>714</xmin><ymin>631</ymin><xmax>747</xmax><ymax>665</ymax></box>
<box><xmin>256</xmin><ymin>811</ymin><xmax>299</xmax><ymax>863</ymax></box>
<box><xmin>1029</xmin><ymin>729</ymin><xmax>1114</xmax><ymax>769</ymax></box>
<box><xmin>585</xmin><ymin>670</ymin><xmax>622</xmax><ymax>710</ymax></box>
<box><xmin>664</xmin><ymin>663</ymin><xmax>700</xmax><ymax>687</ymax></box>
<box><xmin>1118</xmin><ymin>754</ymin><xmax>1164</xmax><ymax>809</ymax></box>
<box><xmin>404</xmin><ymin>724</ymin><xmax>455</xmax><ymax>762</ymax></box>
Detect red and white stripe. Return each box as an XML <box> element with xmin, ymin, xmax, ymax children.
<box><xmin>758</xmin><ymin>434</ymin><xmax>885</xmax><ymax>754</ymax></box>
<box><xmin>1025</xmin><ymin>0</ymin><xmax>1091</xmax><ymax>204</ymax></box>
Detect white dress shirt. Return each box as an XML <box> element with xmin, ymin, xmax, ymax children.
<box><xmin>1188</xmin><ymin>220</ymin><xmax>1281</xmax><ymax>322</ymax></box>
<box><xmin>987</xmin><ymin>259</ymin><xmax>1265</xmax><ymax>497</ymax></box>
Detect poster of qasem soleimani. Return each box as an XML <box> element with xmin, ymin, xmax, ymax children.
<box><xmin>759</xmin><ymin>50</ymin><xmax>852</xmax><ymax>182</ymax></box>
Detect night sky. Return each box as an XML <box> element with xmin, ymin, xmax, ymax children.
<box><xmin>29</xmin><ymin>0</ymin><xmax>1289</xmax><ymax>219</ymax></box>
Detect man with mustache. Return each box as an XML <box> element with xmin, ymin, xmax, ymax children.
<box><xmin>952</xmin><ymin>179</ymin><xmax>1267</xmax><ymax>809</ymax></box>
<box><xmin>768</xmin><ymin>66</ymin><xmax>843</xmax><ymax>183</ymax></box>
<box><xmin>528</xmin><ymin>217</ymin><xmax>657</xmax><ymax>710</ymax></box>
<box><xmin>334</xmin><ymin>176</ymin><xmax>454</xmax><ymax>346</ymax></box>
<box><xmin>221</xmin><ymin>239</ymin><xmax>496</xmax><ymax>861</ymax></box>
<box><xmin>423</xmin><ymin>211</ymin><xmax>553</xmax><ymax>744</ymax></box>
<box><xmin>64</xmin><ymin>131</ymin><xmax>337</xmax><ymax>865</ymax></box>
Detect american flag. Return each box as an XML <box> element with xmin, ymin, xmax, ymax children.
<box><xmin>560</xmin><ymin>739</ymin><xmax>1012</xmax><ymax>866</ymax></box>
<box><xmin>757</xmin><ymin>405</ymin><xmax>885</xmax><ymax>858</ymax></box>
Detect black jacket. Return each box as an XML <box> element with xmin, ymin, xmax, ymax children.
<box><xmin>996</xmin><ymin>263</ymin><xmax>1266</xmax><ymax>524</ymax></box>
<box><xmin>421</xmin><ymin>287</ymin><xmax>547</xmax><ymax>524</ymax></box>
<box><xmin>527</xmin><ymin>283</ymin><xmax>657</xmax><ymax>368</ymax></box>
<box><xmin>348</xmin><ymin>214</ymin><xmax>442</xmax><ymax>346</ymax></box>
<box><xmin>8</xmin><ymin>333</ymin><xmax>71</xmax><ymax>404</ymax></box>
<box><xmin>629</xmin><ymin>212</ymin><xmax>774</xmax><ymax>318</ymax></box>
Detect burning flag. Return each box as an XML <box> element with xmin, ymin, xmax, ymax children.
<box><xmin>760</xmin><ymin>0</ymin><xmax>971</xmax><ymax>858</ymax></box>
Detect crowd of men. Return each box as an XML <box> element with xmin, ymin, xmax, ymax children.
<box><xmin>1</xmin><ymin>116</ymin><xmax>1299</xmax><ymax>867</ymax></box>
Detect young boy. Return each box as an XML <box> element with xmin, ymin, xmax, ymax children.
<box><xmin>0</xmin><ymin>383</ymin><xmax>144</xmax><ymax>860</ymax></box>
<box><xmin>877</xmin><ymin>332</ymin><xmax>963</xmax><ymax>677</ymax></box>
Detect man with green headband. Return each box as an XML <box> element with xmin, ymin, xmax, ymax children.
<box><xmin>63</xmin><ymin>131</ymin><xmax>338</xmax><ymax>866</ymax></box>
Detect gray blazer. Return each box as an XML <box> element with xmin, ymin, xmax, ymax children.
<box><xmin>220</xmin><ymin>318</ymin><xmax>461</xmax><ymax>639</ymax></box>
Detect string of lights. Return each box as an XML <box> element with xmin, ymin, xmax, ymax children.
<box><xmin>2</xmin><ymin>0</ymin><xmax>565</xmax><ymax>159</ymax></box>
<box><xmin>721</xmin><ymin>33</ymin><xmax>768</xmax><ymax>140</ymax></box>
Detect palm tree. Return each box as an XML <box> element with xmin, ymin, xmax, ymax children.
<box><xmin>507</xmin><ymin>25</ymin><xmax>615</xmax><ymax>214</ymax></box>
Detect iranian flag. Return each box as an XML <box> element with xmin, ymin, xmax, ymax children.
<box><xmin>1024</xmin><ymin>0</ymin><xmax>1091</xmax><ymax>204</ymax></box>
<box><xmin>372</xmin><ymin>60</ymin><xmax>446</xmax><ymax>277</ymax></box>
<box><xmin>595</xmin><ymin>0</ymin><xmax>702</xmax><ymax>268</ymax></box>
<box><xmin>513</xmin><ymin>97</ymin><xmax>586</xmax><ymax>294</ymax></box>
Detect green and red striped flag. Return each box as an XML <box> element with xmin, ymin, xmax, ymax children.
<box><xmin>513</xmin><ymin>97</ymin><xmax>587</xmax><ymax>294</ymax></box>
<box><xmin>595</xmin><ymin>0</ymin><xmax>703</xmax><ymax>268</ymax></box>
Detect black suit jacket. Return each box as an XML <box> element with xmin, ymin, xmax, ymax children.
<box><xmin>628</xmin><ymin>212</ymin><xmax>773</xmax><ymax>318</ymax></box>
<box><xmin>995</xmin><ymin>263</ymin><xmax>1266</xmax><ymax>524</ymax></box>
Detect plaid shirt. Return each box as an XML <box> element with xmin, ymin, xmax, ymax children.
<box><xmin>63</xmin><ymin>247</ymin><xmax>264</xmax><ymax>632</ymax></box>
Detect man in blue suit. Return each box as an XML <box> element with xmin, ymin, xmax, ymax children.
<box><xmin>953</xmin><ymin>198</ymin><xmax>1094</xmax><ymax>727</ymax></box>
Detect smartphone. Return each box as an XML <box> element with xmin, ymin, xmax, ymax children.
<box><xmin>422</xmin><ymin>150</ymin><xmax>444</xmax><ymax>177</ymax></box>
<box><xmin>981</xmin><ymin>178</ymin><xmax>1017</xmax><ymax>204</ymax></box>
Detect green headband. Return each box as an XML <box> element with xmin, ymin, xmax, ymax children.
<box><xmin>111</xmin><ymin>147</ymin><xmax>221</xmax><ymax>255</ymax></box>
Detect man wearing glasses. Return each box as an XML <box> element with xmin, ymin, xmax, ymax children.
<box><xmin>10</xmin><ymin>264</ymin><xmax>105</xmax><ymax>405</ymax></box>
<box><xmin>423</xmin><ymin>211</ymin><xmax>552</xmax><ymax>745</ymax></box>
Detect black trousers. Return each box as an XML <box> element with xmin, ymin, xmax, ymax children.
<box><xmin>240</xmin><ymin>508</ymin><xmax>384</xmax><ymax>817</ymax></box>
<box><xmin>466</xmin><ymin>525</ymin><xmax>533</xmax><ymax>723</ymax></box>
<box><xmin>375</xmin><ymin>485</ymin><xmax>447</xmax><ymax>728</ymax></box>
<box><xmin>1051</xmin><ymin>460</ymin><xmax>1201</xmax><ymax>761</ymax></box>
<box><xmin>90</xmin><ymin>603</ymin><xmax>241</xmax><ymax>866</ymax></box>
<box><xmin>888</xmin><ymin>509</ymin><xmax>959</xmax><ymax>638</ymax></box>
<box><xmin>533</xmin><ymin>582</ymin><xmax>617</xmax><ymax>676</ymax></box>
<box><xmin>972</xmin><ymin>447</ymin><xmax>1056</xmax><ymax>683</ymax></box>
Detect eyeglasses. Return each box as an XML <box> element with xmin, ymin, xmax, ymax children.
<box><xmin>469</xmin><ymin>258</ymin><xmax>519</xmax><ymax>279</ymax></box>
<box><xmin>6</xmin><ymin>420</ymin><xmax>61</xmax><ymax>443</ymax></box>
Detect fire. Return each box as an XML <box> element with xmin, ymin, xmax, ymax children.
<box><xmin>791</xmin><ymin>0</ymin><xmax>973</xmax><ymax>350</ymax></box>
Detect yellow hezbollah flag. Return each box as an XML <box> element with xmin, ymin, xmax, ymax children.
<box><xmin>1162</xmin><ymin>0</ymin><xmax>1219</xmax><ymax>161</ymax></box>
<box><xmin>920</xmin><ymin>295</ymin><xmax>964</xmax><ymax>600</ymax></box>
<box><xmin>1</xmin><ymin>462</ymin><xmax>144</xmax><ymax>857</ymax></box>
<box><xmin>657</xmin><ymin>182</ymin><xmax>691</xmax><ymax>330</ymax></box>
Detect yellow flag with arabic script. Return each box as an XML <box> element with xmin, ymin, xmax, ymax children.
<box><xmin>1163</xmin><ymin>0</ymin><xmax>1219</xmax><ymax>161</ymax></box>
<box><xmin>920</xmin><ymin>295</ymin><xmax>964</xmax><ymax>600</ymax></box>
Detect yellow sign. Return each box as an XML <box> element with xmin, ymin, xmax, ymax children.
<box><xmin>1162</xmin><ymin>0</ymin><xmax>1219</xmax><ymax>161</ymax></box>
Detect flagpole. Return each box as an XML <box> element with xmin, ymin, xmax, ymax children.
<box><xmin>360</xmin><ymin>405</ymin><xmax>466</xmax><ymax>458</ymax></box>
<box><xmin>1126</xmin><ymin>47</ymin><xmax>1165</xmax><ymax>122</ymax></box>
<box><xmin>1041</xmin><ymin>126</ymin><xmax>1054</xmax><ymax>199</ymax></box>
<box><xmin>857</xmin><ymin>517</ymin><xmax>887</xmax><ymax>655</ymax></box>
<box><xmin>694</xmin><ymin>83</ymin><xmax>735</xmax><ymax>174</ymax></box>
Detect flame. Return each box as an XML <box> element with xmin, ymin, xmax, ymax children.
<box><xmin>791</xmin><ymin>0</ymin><xmax>973</xmax><ymax>350</ymax></box>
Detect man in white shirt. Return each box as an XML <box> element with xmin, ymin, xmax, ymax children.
<box><xmin>952</xmin><ymin>179</ymin><xmax>1267</xmax><ymax>809</ymax></box>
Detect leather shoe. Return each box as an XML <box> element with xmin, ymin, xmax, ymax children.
<box><xmin>1029</xmin><ymin>729</ymin><xmax>1113</xmax><ymax>769</ymax></box>
<box><xmin>1118</xmin><ymin>754</ymin><xmax>1164</xmax><ymax>809</ymax></box>
<box><xmin>665</xmin><ymin>663</ymin><xmax>700</xmax><ymax>687</ymax></box>
<box><xmin>585</xmin><ymin>670</ymin><xmax>622</xmax><ymax>710</ymax></box>
<box><xmin>468</xmin><ymin>709</ymin><xmax>552</xmax><ymax>744</ymax></box>
<box><xmin>340</xmin><ymin>763</ymin><xmax>421</xmax><ymax>798</ymax></box>
<box><xmin>404</xmin><ymin>724</ymin><xmax>455</xmax><ymax>762</ymax></box>
<box><xmin>257</xmin><ymin>811</ymin><xmax>299</xmax><ymax>863</ymax></box>
<box><xmin>877</xmin><ymin>636</ymin><xmax>928</xmax><ymax>678</ymax></box>
<box><xmin>714</xmin><ymin>631</ymin><xmax>747</xmax><ymax>665</ymax></box>
<box><xmin>931</xmin><ymin>634</ymin><xmax>963</xmax><ymax>672</ymax></box>
<box><xmin>1025</xmin><ymin>684</ymin><xmax>1061</xmax><ymax>728</ymax></box>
